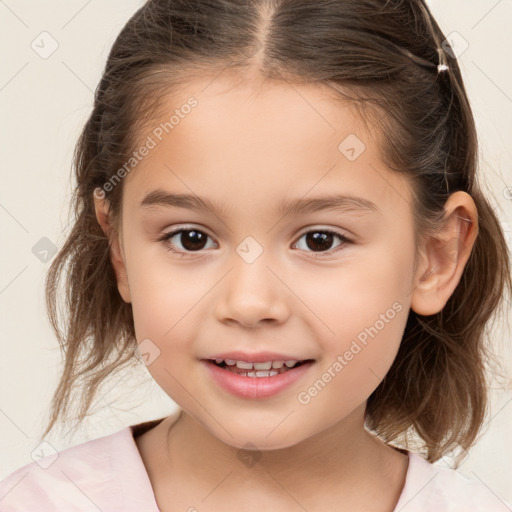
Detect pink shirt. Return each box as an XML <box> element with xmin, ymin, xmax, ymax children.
<box><xmin>1</xmin><ymin>414</ymin><xmax>510</xmax><ymax>511</ymax></box>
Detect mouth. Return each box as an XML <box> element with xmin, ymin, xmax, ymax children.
<box><xmin>201</xmin><ymin>357</ymin><xmax>316</xmax><ymax>399</ymax></box>
<box><xmin>206</xmin><ymin>358</ymin><xmax>315</xmax><ymax>377</ymax></box>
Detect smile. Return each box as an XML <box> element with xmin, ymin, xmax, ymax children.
<box><xmin>202</xmin><ymin>358</ymin><xmax>315</xmax><ymax>399</ymax></box>
<box><xmin>211</xmin><ymin>358</ymin><xmax>308</xmax><ymax>377</ymax></box>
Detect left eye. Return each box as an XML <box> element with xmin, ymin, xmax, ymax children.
<box><xmin>158</xmin><ymin>227</ymin><xmax>352</xmax><ymax>257</ymax></box>
<box><xmin>292</xmin><ymin>229</ymin><xmax>352</xmax><ymax>257</ymax></box>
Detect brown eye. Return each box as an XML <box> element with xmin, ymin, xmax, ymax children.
<box><xmin>305</xmin><ymin>232</ymin><xmax>335</xmax><ymax>251</ymax></box>
<box><xmin>293</xmin><ymin>229</ymin><xmax>352</xmax><ymax>257</ymax></box>
<box><xmin>160</xmin><ymin>228</ymin><xmax>215</xmax><ymax>254</ymax></box>
<box><xmin>158</xmin><ymin>226</ymin><xmax>352</xmax><ymax>259</ymax></box>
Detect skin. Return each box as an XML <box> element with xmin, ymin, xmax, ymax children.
<box><xmin>94</xmin><ymin>73</ymin><xmax>478</xmax><ymax>511</ymax></box>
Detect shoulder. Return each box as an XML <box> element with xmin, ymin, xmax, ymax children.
<box><xmin>394</xmin><ymin>451</ymin><xmax>512</xmax><ymax>512</ymax></box>
<box><xmin>0</xmin><ymin>424</ymin><xmax>158</xmax><ymax>512</ymax></box>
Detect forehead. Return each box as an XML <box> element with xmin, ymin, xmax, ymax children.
<box><xmin>122</xmin><ymin>74</ymin><xmax>413</xmax><ymax>220</ymax></box>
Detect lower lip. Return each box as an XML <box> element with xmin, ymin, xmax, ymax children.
<box><xmin>202</xmin><ymin>360</ymin><xmax>315</xmax><ymax>399</ymax></box>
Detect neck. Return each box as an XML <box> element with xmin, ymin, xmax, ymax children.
<box><xmin>163</xmin><ymin>404</ymin><xmax>392</xmax><ymax>496</ymax></box>
<box><xmin>135</xmin><ymin>405</ymin><xmax>408</xmax><ymax>510</ymax></box>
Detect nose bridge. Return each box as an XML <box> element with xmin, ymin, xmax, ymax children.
<box><xmin>215</xmin><ymin>236</ymin><xmax>289</xmax><ymax>327</ymax></box>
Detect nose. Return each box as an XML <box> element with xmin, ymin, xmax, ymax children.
<box><xmin>214</xmin><ymin>253</ymin><xmax>290</xmax><ymax>329</ymax></box>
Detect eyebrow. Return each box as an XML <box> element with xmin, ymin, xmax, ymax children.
<box><xmin>139</xmin><ymin>189</ymin><xmax>379</xmax><ymax>217</ymax></box>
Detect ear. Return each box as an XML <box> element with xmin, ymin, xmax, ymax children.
<box><xmin>411</xmin><ymin>191</ymin><xmax>478</xmax><ymax>316</ymax></box>
<box><xmin>93</xmin><ymin>188</ymin><xmax>131</xmax><ymax>303</ymax></box>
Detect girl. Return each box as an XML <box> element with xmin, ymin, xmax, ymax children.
<box><xmin>1</xmin><ymin>0</ymin><xmax>511</xmax><ymax>510</ymax></box>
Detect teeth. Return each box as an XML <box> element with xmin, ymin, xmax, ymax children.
<box><xmin>213</xmin><ymin>359</ymin><xmax>301</xmax><ymax>370</ymax></box>
<box><xmin>247</xmin><ymin>370</ymin><xmax>279</xmax><ymax>377</ymax></box>
<box><xmin>253</xmin><ymin>361</ymin><xmax>272</xmax><ymax>370</ymax></box>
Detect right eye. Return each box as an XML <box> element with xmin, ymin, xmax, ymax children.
<box><xmin>158</xmin><ymin>227</ymin><xmax>217</xmax><ymax>256</ymax></box>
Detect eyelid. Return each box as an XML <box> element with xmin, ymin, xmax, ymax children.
<box><xmin>160</xmin><ymin>223</ymin><xmax>353</xmax><ymax>239</ymax></box>
<box><xmin>158</xmin><ymin>223</ymin><xmax>354</xmax><ymax>259</ymax></box>
<box><xmin>296</xmin><ymin>224</ymin><xmax>353</xmax><ymax>239</ymax></box>
<box><xmin>292</xmin><ymin>227</ymin><xmax>353</xmax><ymax>258</ymax></box>
<box><xmin>158</xmin><ymin>224</ymin><xmax>218</xmax><ymax>252</ymax></box>
<box><xmin>163</xmin><ymin>224</ymin><xmax>214</xmax><ymax>237</ymax></box>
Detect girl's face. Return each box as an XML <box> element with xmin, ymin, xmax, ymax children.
<box><xmin>105</xmin><ymin>75</ymin><xmax>419</xmax><ymax>449</ymax></box>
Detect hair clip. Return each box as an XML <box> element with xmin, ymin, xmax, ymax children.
<box><xmin>437</xmin><ymin>47</ymin><xmax>449</xmax><ymax>73</ymax></box>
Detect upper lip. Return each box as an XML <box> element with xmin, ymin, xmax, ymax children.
<box><xmin>202</xmin><ymin>351</ymin><xmax>314</xmax><ymax>363</ymax></box>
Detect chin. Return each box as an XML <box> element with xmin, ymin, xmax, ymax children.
<box><xmin>211</xmin><ymin>425</ymin><xmax>305</xmax><ymax>453</ymax></box>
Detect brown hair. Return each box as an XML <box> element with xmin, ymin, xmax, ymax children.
<box><xmin>43</xmin><ymin>0</ymin><xmax>511</xmax><ymax>463</ymax></box>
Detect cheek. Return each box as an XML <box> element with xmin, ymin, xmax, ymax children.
<box><xmin>294</xmin><ymin>242</ymin><xmax>412</xmax><ymax>383</ymax></box>
<box><xmin>298</xmin><ymin>249</ymin><xmax>411</xmax><ymax>339</ymax></box>
<box><xmin>123</xmin><ymin>239</ymin><xmax>208</xmax><ymax>338</ymax></box>
<box><xmin>298</xmin><ymin>297</ymin><xmax>408</xmax><ymax>417</ymax></box>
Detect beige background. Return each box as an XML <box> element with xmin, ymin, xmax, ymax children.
<box><xmin>1</xmin><ymin>0</ymin><xmax>511</xmax><ymax>503</ymax></box>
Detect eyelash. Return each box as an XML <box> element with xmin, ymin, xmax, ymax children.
<box><xmin>157</xmin><ymin>226</ymin><xmax>353</xmax><ymax>259</ymax></box>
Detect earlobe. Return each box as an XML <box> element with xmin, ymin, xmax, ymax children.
<box><xmin>410</xmin><ymin>191</ymin><xmax>478</xmax><ymax>316</ymax></box>
<box><xmin>93</xmin><ymin>189</ymin><xmax>132</xmax><ymax>304</ymax></box>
